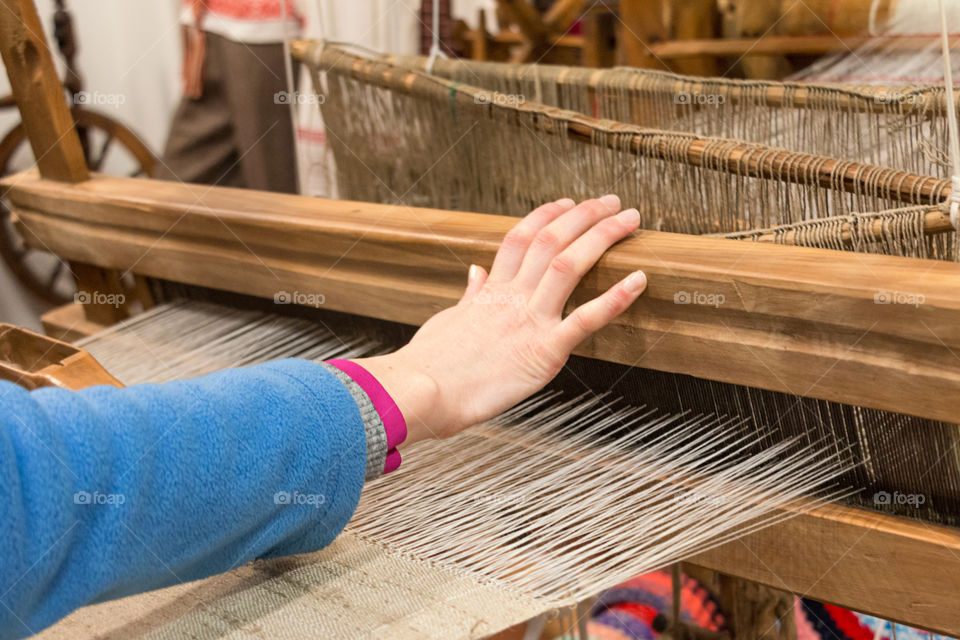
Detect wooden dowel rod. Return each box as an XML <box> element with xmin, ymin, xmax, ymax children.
<box><xmin>0</xmin><ymin>0</ymin><xmax>88</xmax><ymax>182</ymax></box>
<box><xmin>648</xmin><ymin>34</ymin><xmax>960</xmax><ymax>59</ymax></box>
<box><xmin>723</xmin><ymin>207</ymin><xmax>953</xmax><ymax>244</ymax></box>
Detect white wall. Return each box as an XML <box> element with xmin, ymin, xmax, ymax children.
<box><xmin>0</xmin><ymin>0</ymin><xmax>429</xmax><ymax>329</ymax></box>
<box><xmin>0</xmin><ymin>0</ymin><xmax>181</xmax><ymax>330</ymax></box>
<box><xmin>0</xmin><ymin>0</ymin><xmax>182</xmax><ymax>164</ymax></box>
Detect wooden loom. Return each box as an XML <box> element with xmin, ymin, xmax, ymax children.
<box><xmin>3</xmin><ymin>0</ymin><xmax>960</xmax><ymax>637</ymax></box>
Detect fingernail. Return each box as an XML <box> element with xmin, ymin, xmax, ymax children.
<box><xmin>468</xmin><ymin>264</ymin><xmax>481</xmax><ymax>281</ymax></box>
<box><xmin>599</xmin><ymin>194</ymin><xmax>621</xmax><ymax>211</ymax></box>
<box><xmin>555</xmin><ymin>197</ymin><xmax>576</xmax><ymax>208</ymax></box>
<box><xmin>624</xmin><ymin>270</ymin><xmax>647</xmax><ymax>294</ymax></box>
<box><xmin>616</xmin><ymin>208</ymin><xmax>640</xmax><ymax>224</ymax></box>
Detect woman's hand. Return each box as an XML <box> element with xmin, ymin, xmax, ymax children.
<box><xmin>355</xmin><ymin>195</ymin><xmax>646</xmax><ymax>443</ymax></box>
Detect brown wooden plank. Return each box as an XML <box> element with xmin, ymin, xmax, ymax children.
<box><xmin>668</xmin><ymin>0</ymin><xmax>719</xmax><ymax>76</ymax></box>
<box><xmin>649</xmin><ymin>34</ymin><xmax>960</xmax><ymax>60</ymax></box>
<box><xmin>617</xmin><ymin>0</ymin><xmax>668</xmax><ymax>68</ymax></box>
<box><xmin>690</xmin><ymin>504</ymin><xmax>960</xmax><ymax>638</ymax></box>
<box><xmin>0</xmin><ymin>0</ymin><xmax>88</xmax><ymax>182</ymax></box>
<box><xmin>6</xmin><ymin>171</ymin><xmax>960</xmax><ymax>425</ymax></box>
<box><xmin>41</xmin><ymin>302</ymin><xmax>109</xmax><ymax>343</ymax></box>
<box><xmin>580</xmin><ymin>10</ymin><xmax>615</xmax><ymax>68</ymax></box>
<box><xmin>542</xmin><ymin>0</ymin><xmax>584</xmax><ymax>33</ymax></box>
<box><xmin>70</xmin><ymin>262</ymin><xmax>129</xmax><ymax>325</ymax></box>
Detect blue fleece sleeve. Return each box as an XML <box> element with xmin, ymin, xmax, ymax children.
<box><xmin>0</xmin><ymin>359</ymin><xmax>367</xmax><ymax>639</ymax></box>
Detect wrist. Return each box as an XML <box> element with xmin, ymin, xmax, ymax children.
<box><xmin>351</xmin><ymin>350</ymin><xmax>441</xmax><ymax>444</ymax></box>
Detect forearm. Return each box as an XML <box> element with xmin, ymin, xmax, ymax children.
<box><xmin>350</xmin><ymin>352</ymin><xmax>439</xmax><ymax>445</ymax></box>
<box><xmin>0</xmin><ymin>359</ymin><xmax>368</xmax><ymax>639</ymax></box>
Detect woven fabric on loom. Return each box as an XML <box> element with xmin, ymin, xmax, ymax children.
<box><xmin>291</xmin><ymin>44</ymin><xmax>960</xmax><ymax>526</ymax></box>
<box><xmin>303</xmin><ymin>44</ymin><xmax>957</xmax><ymax>261</ymax></box>
<box><xmin>387</xmin><ymin>52</ymin><xmax>957</xmax><ymax>179</ymax></box>
<box><xmin>30</xmin><ymin>301</ymin><xmax>854</xmax><ymax>639</ymax></box>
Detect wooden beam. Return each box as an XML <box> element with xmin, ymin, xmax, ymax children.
<box><xmin>579</xmin><ymin>9</ymin><xmax>616</xmax><ymax>68</ymax></box>
<box><xmin>617</xmin><ymin>0</ymin><xmax>668</xmax><ymax>68</ymax></box>
<box><xmin>720</xmin><ymin>207</ymin><xmax>953</xmax><ymax>245</ymax></box>
<box><xmin>7</xmin><ymin>171</ymin><xmax>960</xmax><ymax>425</ymax></box>
<box><xmin>0</xmin><ymin>0</ymin><xmax>87</xmax><ymax>182</ymax></box>
<box><xmin>667</xmin><ymin>0</ymin><xmax>718</xmax><ymax>76</ymax></box>
<box><xmin>457</xmin><ymin>29</ymin><xmax>584</xmax><ymax>52</ymax></box>
<box><xmin>690</xmin><ymin>504</ymin><xmax>960</xmax><ymax>638</ymax></box>
<box><xmin>542</xmin><ymin>0</ymin><xmax>584</xmax><ymax>33</ymax></box>
<box><xmin>470</xmin><ymin>9</ymin><xmax>490</xmax><ymax>61</ymax></box>
<box><xmin>41</xmin><ymin>302</ymin><xmax>109</xmax><ymax>343</ymax></box>
<box><xmin>649</xmin><ymin>34</ymin><xmax>960</xmax><ymax>60</ymax></box>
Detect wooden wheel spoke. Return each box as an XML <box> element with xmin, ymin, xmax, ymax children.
<box><xmin>10</xmin><ymin>242</ymin><xmax>27</xmax><ymax>259</ymax></box>
<box><xmin>90</xmin><ymin>132</ymin><xmax>115</xmax><ymax>171</ymax></box>
<box><xmin>0</xmin><ymin>62</ymin><xmax>155</xmax><ymax>304</ymax></box>
<box><xmin>45</xmin><ymin>259</ymin><xmax>66</xmax><ymax>289</ymax></box>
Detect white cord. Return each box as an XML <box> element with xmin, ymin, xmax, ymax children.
<box><xmin>937</xmin><ymin>0</ymin><xmax>960</xmax><ymax>228</ymax></box>
<box><xmin>313</xmin><ymin>0</ymin><xmax>328</xmax><ymax>42</ymax></box>
<box><xmin>425</xmin><ymin>0</ymin><xmax>447</xmax><ymax>75</ymax></box>
<box><xmin>867</xmin><ymin>0</ymin><xmax>882</xmax><ymax>36</ymax></box>
<box><xmin>280</xmin><ymin>0</ymin><xmax>304</xmax><ymax>195</ymax></box>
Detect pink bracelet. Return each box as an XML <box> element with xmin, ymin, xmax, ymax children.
<box><xmin>326</xmin><ymin>359</ymin><xmax>407</xmax><ymax>474</ymax></box>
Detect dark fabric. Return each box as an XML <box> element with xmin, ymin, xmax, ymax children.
<box><xmin>160</xmin><ymin>32</ymin><xmax>297</xmax><ymax>193</ymax></box>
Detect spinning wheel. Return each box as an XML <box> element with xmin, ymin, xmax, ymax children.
<box><xmin>0</xmin><ymin>0</ymin><xmax>156</xmax><ymax>304</ymax></box>
<box><xmin>0</xmin><ymin>108</ymin><xmax>157</xmax><ymax>304</ymax></box>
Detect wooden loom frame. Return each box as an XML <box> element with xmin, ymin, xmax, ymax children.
<box><xmin>2</xmin><ymin>0</ymin><xmax>960</xmax><ymax>636</ymax></box>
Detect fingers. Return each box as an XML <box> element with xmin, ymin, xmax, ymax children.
<box><xmin>529</xmin><ymin>208</ymin><xmax>640</xmax><ymax>317</ymax></box>
<box><xmin>488</xmin><ymin>198</ymin><xmax>576</xmax><ymax>282</ymax></box>
<box><xmin>459</xmin><ymin>264</ymin><xmax>488</xmax><ymax>303</ymax></box>
<box><xmin>514</xmin><ymin>195</ymin><xmax>622</xmax><ymax>290</ymax></box>
<box><xmin>552</xmin><ymin>270</ymin><xmax>647</xmax><ymax>355</ymax></box>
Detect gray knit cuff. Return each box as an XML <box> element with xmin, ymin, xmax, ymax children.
<box><xmin>319</xmin><ymin>363</ymin><xmax>387</xmax><ymax>481</ymax></box>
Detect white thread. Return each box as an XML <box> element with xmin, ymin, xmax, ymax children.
<box><xmin>937</xmin><ymin>0</ymin><xmax>960</xmax><ymax>229</ymax></box>
<box><xmin>313</xmin><ymin>0</ymin><xmax>328</xmax><ymax>42</ymax></box>
<box><xmin>279</xmin><ymin>0</ymin><xmax>303</xmax><ymax>195</ymax></box>
<box><xmin>425</xmin><ymin>0</ymin><xmax>447</xmax><ymax>75</ymax></box>
<box><xmin>81</xmin><ymin>300</ymin><xmax>856</xmax><ymax>612</ymax></box>
<box><xmin>867</xmin><ymin>0</ymin><xmax>882</xmax><ymax>36</ymax></box>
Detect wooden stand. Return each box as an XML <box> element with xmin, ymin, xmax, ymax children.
<box><xmin>0</xmin><ymin>0</ymin><xmax>134</xmax><ymax>330</ymax></box>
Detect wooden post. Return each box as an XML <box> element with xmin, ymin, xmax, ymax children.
<box><xmin>0</xmin><ymin>0</ymin><xmax>133</xmax><ymax>333</ymax></box>
<box><xmin>470</xmin><ymin>8</ymin><xmax>490</xmax><ymax>61</ymax></box>
<box><xmin>670</xmin><ymin>0</ymin><xmax>719</xmax><ymax>76</ymax></box>
<box><xmin>0</xmin><ymin>0</ymin><xmax>88</xmax><ymax>182</ymax></box>
<box><xmin>580</xmin><ymin>7</ymin><xmax>616</xmax><ymax>68</ymax></box>
<box><xmin>617</xmin><ymin>0</ymin><xmax>668</xmax><ymax>69</ymax></box>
